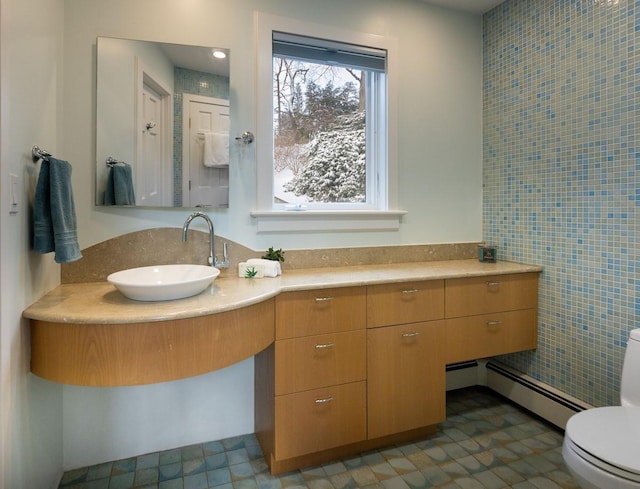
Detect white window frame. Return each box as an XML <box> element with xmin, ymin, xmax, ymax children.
<box><xmin>252</xmin><ymin>12</ymin><xmax>404</xmax><ymax>232</ymax></box>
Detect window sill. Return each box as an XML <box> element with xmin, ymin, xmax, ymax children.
<box><xmin>250</xmin><ymin>210</ymin><xmax>407</xmax><ymax>233</ymax></box>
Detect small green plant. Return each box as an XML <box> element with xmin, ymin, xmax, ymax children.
<box><xmin>244</xmin><ymin>266</ymin><xmax>259</xmax><ymax>278</ymax></box>
<box><xmin>262</xmin><ymin>247</ymin><xmax>285</xmax><ymax>262</ymax></box>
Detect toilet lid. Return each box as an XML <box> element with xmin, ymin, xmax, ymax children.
<box><xmin>566</xmin><ymin>406</ymin><xmax>640</xmax><ymax>478</ymax></box>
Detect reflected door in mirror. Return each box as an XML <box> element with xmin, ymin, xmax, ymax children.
<box><xmin>183</xmin><ymin>94</ymin><xmax>229</xmax><ymax>208</ymax></box>
<box><xmin>138</xmin><ymin>81</ymin><xmax>170</xmax><ymax>206</ymax></box>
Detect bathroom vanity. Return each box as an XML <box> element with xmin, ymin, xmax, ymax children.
<box><xmin>254</xmin><ymin>268</ymin><xmax>539</xmax><ymax>473</ymax></box>
<box><xmin>24</xmin><ymin>259</ymin><xmax>540</xmax><ymax>474</ymax></box>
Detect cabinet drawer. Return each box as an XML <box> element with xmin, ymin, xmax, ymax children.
<box><xmin>445</xmin><ymin>273</ymin><xmax>539</xmax><ymax>318</ymax></box>
<box><xmin>276</xmin><ymin>287</ymin><xmax>366</xmax><ymax>339</ymax></box>
<box><xmin>367</xmin><ymin>280</ymin><xmax>445</xmax><ymax>328</ymax></box>
<box><xmin>274</xmin><ymin>381</ymin><xmax>366</xmax><ymax>459</ymax></box>
<box><xmin>445</xmin><ymin>309</ymin><xmax>538</xmax><ymax>363</ymax></box>
<box><xmin>275</xmin><ymin>330</ymin><xmax>366</xmax><ymax>396</ymax></box>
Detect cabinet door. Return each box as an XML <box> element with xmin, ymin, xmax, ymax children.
<box><xmin>367</xmin><ymin>280</ymin><xmax>445</xmax><ymax>328</ymax></box>
<box><xmin>275</xmin><ymin>330</ymin><xmax>366</xmax><ymax>395</ymax></box>
<box><xmin>275</xmin><ymin>381</ymin><xmax>367</xmax><ymax>459</ymax></box>
<box><xmin>275</xmin><ymin>287</ymin><xmax>366</xmax><ymax>339</ymax></box>
<box><xmin>445</xmin><ymin>309</ymin><xmax>538</xmax><ymax>364</ymax></box>
<box><xmin>367</xmin><ymin>320</ymin><xmax>446</xmax><ymax>439</ymax></box>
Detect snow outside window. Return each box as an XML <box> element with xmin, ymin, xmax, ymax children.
<box><xmin>253</xmin><ymin>13</ymin><xmax>403</xmax><ymax>232</ymax></box>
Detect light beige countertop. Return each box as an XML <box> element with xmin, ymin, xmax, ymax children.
<box><xmin>23</xmin><ymin>259</ymin><xmax>541</xmax><ymax>324</ymax></box>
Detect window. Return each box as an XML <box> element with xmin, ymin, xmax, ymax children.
<box><xmin>272</xmin><ymin>32</ymin><xmax>385</xmax><ymax>209</ymax></box>
<box><xmin>254</xmin><ymin>13</ymin><xmax>403</xmax><ymax>231</ymax></box>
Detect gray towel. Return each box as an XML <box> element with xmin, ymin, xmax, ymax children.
<box><xmin>33</xmin><ymin>157</ymin><xmax>82</xmax><ymax>263</ymax></box>
<box><xmin>104</xmin><ymin>164</ymin><xmax>135</xmax><ymax>206</ymax></box>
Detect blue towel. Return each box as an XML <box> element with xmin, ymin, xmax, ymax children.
<box><xmin>103</xmin><ymin>164</ymin><xmax>135</xmax><ymax>206</ymax></box>
<box><xmin>33</xmin><ymin>157</ymin><xmax>82</xmax><ymax>263</ymax></box>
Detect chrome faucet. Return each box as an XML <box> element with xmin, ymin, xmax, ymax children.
<box><xmin>182</xmin><ymin>211</ymin><xmax>228</xmax><ymax>268</ymax></box>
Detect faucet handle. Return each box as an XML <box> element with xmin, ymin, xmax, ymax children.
<box><xmin>214</xmin><ymin>258</ymin><xmax>229</xmax><ymax>268</ymax></box>
<box><xmin>214</xmin><ymin>242</ymin><xmax>229</xmax><ymax>268</ymax></box>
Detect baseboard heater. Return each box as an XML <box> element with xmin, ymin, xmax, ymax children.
<box><xmin>485</xmin><ymin>360</ymin><xmax>592</xmax><ymax>430</ymax></box>
<box><xmin>446</xmin><ymin>360</ymin><xmax>478</xmax><ymax>372</ymax></box>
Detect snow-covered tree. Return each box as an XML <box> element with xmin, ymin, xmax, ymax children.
<box><xmin>273</xmin><ymin>56</ymin><xmax>367</xmax><ymax>203</ymax></box>
<box><xmin>285</xmin><ymin>112</ymin><xmax>365</xmax><ymax>202</ymax></box>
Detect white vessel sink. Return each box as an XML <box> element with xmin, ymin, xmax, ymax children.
<box><xmin>107</xmin><ymin>264</ymin><xmax>220</xmax><ymax>301</ymax></box>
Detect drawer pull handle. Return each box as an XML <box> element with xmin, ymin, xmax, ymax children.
<box><xmin>486</xmin><ymin>320</ymin><xmax>502</xmax><ymax>326</ymax></box>
<box><xmin>486</xmin><ymin>281</ymin><xmax>501</xmax><ymax>287</ymax></box>
<box><xmin>315</xmin><ymin>343</ymin><xmax>335</xmax><ymax>350</ymax></box>
<box><xmin>315</xmin><ymin>396</ymin><xmax>334</xmax><ymax>404</ymax></box>
<box><xmin>402</xmin><ymin>332</ymin><xmax>420</xmax><ymax>338</ymax></box>
<box><xmin>315</xmin><ymin>297</ymin><xmax>334</xmax><ymax>302</ymax></box>
<box><xmin>401</xmin><ymin>289</ymin><xmax>419</xmax><ymax>294</ymax></box>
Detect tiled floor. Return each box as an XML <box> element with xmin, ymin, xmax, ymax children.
<box><xmin>58</xmin><ymin>387</ymin><xmax>580</xmax><ymax>489</ymax></box>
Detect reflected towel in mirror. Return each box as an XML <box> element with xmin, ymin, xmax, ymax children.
<box><xmin>104</xmin><ymin>163</ymin><xmax>135</xmax><ymax>206</ymax></box>
<box><xmin>203</xmin><ymin>131</ymin><xmax>229</xmax><ymax>167</ymax></box>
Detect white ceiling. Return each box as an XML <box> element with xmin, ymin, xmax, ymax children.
<box><xmin>420</xmin><ymin>0</ymin><xmax>506</xmax><ymax>14</ymax></box>
<box><xmin>159</xmin><ymin>0</ymin><xmax>506</xmax><ymax>74</ymax></box>
<box><xmin>159</xmin><ymin>43</ymin><xmax>230</xmax><ymax>77</ymax></box>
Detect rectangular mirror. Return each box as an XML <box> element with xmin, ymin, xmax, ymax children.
<box><xmin>96</xmin><ymin>37</ymin><xmax>230</xmax><ymax>208</ymax></box>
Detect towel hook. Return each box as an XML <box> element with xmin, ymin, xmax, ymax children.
<box><xmin>106</xmin><ymin>156</ymin><xmax>125</xmax><ymax>167</ymax></box>
<box><xmin>235</xmin><ymin>131</ymin><xmax>254</xmax><ymax>145</ymax></box>
<box><xmin>32</xmin><ymin>145</ymin><xmax>51</xmax><ymax>162</ymax></box>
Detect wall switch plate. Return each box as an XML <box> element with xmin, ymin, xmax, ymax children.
<box><xmin>9</xmin><ymin>173</ymin><xmax>19</xmax><ymax>214</ymax></box>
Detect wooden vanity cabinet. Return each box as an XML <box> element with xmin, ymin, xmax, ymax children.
<box><xmin>31</xmin><ymin>299</ymin><xmax>275</xmax><ymax>386</ymax></box>
<box><xmin>256</xmin><ymin>270</ymin><xmax>540</xmax><ymax>474</ymax></box>
<box><xmin>366</xmin><ymin>281</ymin><xmax>446</xmax><ymax>439</ymax></box>
<box><xmin>256</xmin><ymin>286</ymin><xmax>367</xmax><ymax>472</ymax></box>
<box><xmin>444</xmin><ymin>273</ymin><xmax>539</xmax><ymax>364</ymax></box>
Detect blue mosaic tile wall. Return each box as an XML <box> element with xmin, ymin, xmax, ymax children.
<box><xmin>173</xmin><ymin>68</ymin><xmax>230</xmax><ymax>206</ymax></box>
<box><xmin>483</xmin><ymin>0</ymin><xmax>639</xmax><ymax>407</ymax></box>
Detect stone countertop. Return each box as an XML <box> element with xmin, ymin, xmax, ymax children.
<box><xmin>23</xmin><ymin>259</ymin><xmax>542</xmax><ymax>324</ymax></box>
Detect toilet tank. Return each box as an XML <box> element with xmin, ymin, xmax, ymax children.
<box><xmin>620</xmin><ymin>329</ymin><xmax>640</xmax><ymax>407</ymax></box>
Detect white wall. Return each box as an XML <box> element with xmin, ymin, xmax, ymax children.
<box><xmin>0</xmin><ymin>0</ymin><xmax>66</xmax><ymax>487</ymax></box>
<box><xmin>58</xmin><ymin>0</ymin><xmax>483</xmax><ymax>472</ymax></box>
<box><xmin>64</xmin><ymin>0</ymin><xmax>483</xmax><ymax>251</ymax></box>
<box><xmin>63</xmin><ymin>360</ymin><xmax>254</xmax><ymax>469</ymax></box>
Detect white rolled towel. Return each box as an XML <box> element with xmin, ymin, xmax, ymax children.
<box><xmin>246</xmin><ymin>258</ymin><xmax>281</xmax><ymax>277</ymax></box>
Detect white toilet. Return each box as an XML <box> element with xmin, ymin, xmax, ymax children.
<box><xmin>563</xmin><ymin>328</ymin><xmax>640</xmax><ymax>488</ymax></box>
